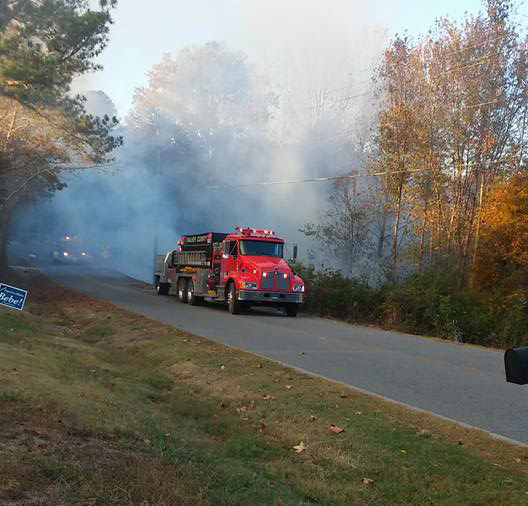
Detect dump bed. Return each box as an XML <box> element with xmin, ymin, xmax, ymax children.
<box><xmin>180</xmin><ymin>232</ymin><xmax>228</xmax><ymax>252</ymax></box>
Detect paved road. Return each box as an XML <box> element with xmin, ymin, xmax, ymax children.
<box><xmin>42</xmin><ymin>265</ymin><xmax>528</xmax><ymax>445</ymax></box>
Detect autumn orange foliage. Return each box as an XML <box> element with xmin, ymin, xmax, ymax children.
<box><xmin>474</xmin><ymin>174</ymin><xmax>528</xmax><ymax>289</ymax></box>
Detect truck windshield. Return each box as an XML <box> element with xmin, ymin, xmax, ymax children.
<box><xmin>239</xmin><ymin>240</ymin><xmax>283</xmax><ymax>257</ymax></box>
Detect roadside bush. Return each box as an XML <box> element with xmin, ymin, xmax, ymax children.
<box><xmin>294</xmin><ymin>261</ymin><xmax>528</xmax><ymax>349</ymax></box>
<box><xmin>292</xmin><ymin>263</ymin><xmax>381</xmax><ymax>322</ymax></box>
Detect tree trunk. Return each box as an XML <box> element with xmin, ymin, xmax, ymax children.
<box><xmin>470</xmin><ymin>174</ymin><xmax>485</xmax><ymax>286</ymax></box>
<box><xmin>390</xmin><ymin>182</ymin><xmax>403</xmax><ymax>282</ymax></box>
<box><xmin>0</xmin><ymin>213</ymin><xmax>10</xmax><ymax>273</ymax></box>
<box><xmin>417</xmin><ymin>200</ymin><xmax>428</xmax><ymax>272</ymax></box>
<box><xmin>377</xmin><ymin>213</ymin><xmax>387</xmax><ymax>260</ymax></box>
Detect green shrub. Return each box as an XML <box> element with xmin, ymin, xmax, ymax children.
<box><xmin>294</xmin><ymin>261</ymin><xmax>528</xmax><ymax>348</ymax></box>
<box><xmin>293</xmin><ymin>263</ymin><xmax>381</xmax><ymax>321</ymax></box>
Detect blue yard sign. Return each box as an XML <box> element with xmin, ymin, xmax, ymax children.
<box><xmin>0</xmin><ymin>283</ymin><xmax>28</xmax><ymax>311</ymax></box>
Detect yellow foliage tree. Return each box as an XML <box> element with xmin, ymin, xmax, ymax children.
<box><xmin>474</xmin><ymin>174</ymin><xmax>528</xmax><ymax>288</ymax></box>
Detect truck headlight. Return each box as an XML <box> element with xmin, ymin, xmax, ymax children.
<box><xmin>293</xmin><ymin>284</ymin><xmax>304</xmax><ymax>292</ymax></box>
<box><xmin>242</xmin><ymin>281</ymin><xmax>257</xmax><ymax>289</ymax></box>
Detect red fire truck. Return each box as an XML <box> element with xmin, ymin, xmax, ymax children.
<box><xmin>154</xmin><ymin>227</ymin><xmax>304</xmax><ymax>316</ymax></box>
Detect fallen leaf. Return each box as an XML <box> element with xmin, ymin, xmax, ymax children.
<box><xmin>293</xmin><ymin>441</ymin><xmax>306</xmax><ymax>453</ymax></box>
<box><xmin>329</xmin><ymin>424</ymin><xmax>344</xmax><ymax>434</ymax></box>
<box><xmin>361</xmin><ymin>477</ymin><xmax>374</xmax><ymax>485</ymax></box>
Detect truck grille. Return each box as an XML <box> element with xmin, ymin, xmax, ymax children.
<box><xmin>260</xmin><ymin>272</ymin><xmax>274</xmax><ymax>290</ymax></box>
<box><xmin>260</xmin><ymin>271</ymin><xmax>290</xmax><ymax>290</ymax></box>
<box><xmin>276</xmin><ymin>272</ymin><xmax>290</xmax><ymax>290</ymax></box>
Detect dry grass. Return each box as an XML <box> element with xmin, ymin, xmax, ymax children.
<box><xmin>0</xmin><ymin>403</ymin><xmax>205</xmax><ymax>506</ymax></box>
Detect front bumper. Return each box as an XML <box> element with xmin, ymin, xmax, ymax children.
<box><xmin>238</xmin><ymin>290</ymin><xmax>303</xmax><ymax>304</ymax></box>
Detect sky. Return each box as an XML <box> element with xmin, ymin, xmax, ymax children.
<box><xmin>74</xmin><ymin>0</ymin><xmax>525</xmax><ymax>117</ymax></box>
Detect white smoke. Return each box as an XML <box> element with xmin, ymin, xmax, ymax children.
<box><xmin>13</xmin><ymin>1</ymin><xmax>388</xmax><ymax>280</ymax></box>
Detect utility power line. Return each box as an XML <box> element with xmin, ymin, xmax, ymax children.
<box><xmin>206</xmin><ymin>168</ymin><xmax>419</xmax><ymax>189</ymax></box>
<box><xmin>465</xmin><ymin>98</ymin><xmax>504</xmax><ymax>109</ymax></box>
<box><xmin>206</xmin><ymin>161</ymin><xmax>507</xmax><ymax>190</ymax></box>
<box><xmin>442</xmin><ymin>54</ymin><xmax>494</xmax><ymax>74</ymax></box>
<box><xmin>440</xmin><ymin>33</ymin><xmax>512</xmax><ymax>58</ymax></box>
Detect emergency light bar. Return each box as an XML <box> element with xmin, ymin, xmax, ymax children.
<box><xmin>235</xmin><ymin>227</ymin><xmax>276</xmax><ymax>237</ymax></box>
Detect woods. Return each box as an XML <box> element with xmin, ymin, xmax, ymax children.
<box><xmin>0</xmin><ymin>0</ymin><xmax>121</xmax><ymax>269</ymax></box>
<box><xmin>302</xmin><ymin>0</ymin><xmax>528</xmax><ymax>346</ymax></box>
<box><xmin>374</xmin><ymin>0</ymin><xmax>528</xmax><ymax>285</ymax></box>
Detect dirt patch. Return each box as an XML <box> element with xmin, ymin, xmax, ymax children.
<box><xmin>168</xmin><ymin>361</ymin><xmax>251</xmax><ymax>400</ymax></box>
<box><xmin>0</xmin><ymin>401</ymin><xmax>127</xmax><ymax>504</ymax></box>
<box><xmin>0</xmin><ymin>401</ymin><xmax>199</xmax><ymax>506</ymax></box>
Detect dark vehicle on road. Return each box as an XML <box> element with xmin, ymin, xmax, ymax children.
<box><xmin>51</xmin><ymin>235</ymin><xmax>91</xmax><ymax>265</ymax></box>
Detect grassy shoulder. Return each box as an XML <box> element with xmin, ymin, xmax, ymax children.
<box><xmin>1</xmin><ymin>269</ymin><xmax>528</xmax><ymax>506</ymax></box>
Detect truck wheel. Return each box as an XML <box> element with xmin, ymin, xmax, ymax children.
<box><xmin>187</xmin><ymin>280</ymin><xmax>202</xmax><ymax>305</ymax></box>
<box><xmin>155</xmin><ymin>276</ymin><xmax>169</xmax><ymax>295</ymax></box>
<box><xmin>285</xmin><ymin>303</ymin><xmax>299</xmax><ymax>317</ymax></box>
<box><xmin>227</xmin><ymin>282</ymin><xmax>241</xmax><ymax>315</ymax></box>
<box><xmin>177</xmin><ymin>278</ymin><xmax>188</xmax><ymax>303</ymax></box>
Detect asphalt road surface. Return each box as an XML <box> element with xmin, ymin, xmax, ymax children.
<box><xmin>42</xmin><ymin>265</ymin><xmax>528</xmax><ymax>445</ymax></box>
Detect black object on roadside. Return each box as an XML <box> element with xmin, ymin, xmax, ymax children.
<box><xmin>504</xmin><ymin>347</ymin><xmax>528</xmax><ymax>384</ymax></box>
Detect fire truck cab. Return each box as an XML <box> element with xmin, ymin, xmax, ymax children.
<box><xmin>154</xmin><ymin>227</ymin><xmax>304</xmax><ymax>316</ymax></box>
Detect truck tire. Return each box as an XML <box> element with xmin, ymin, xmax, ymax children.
<box><xmin>187</xmin><ymin>280</ymin><xmax>202</xmax><ymax>306</ymax></box>
<box><xmin>155</xmin><ymin>276</ymin><xmax>169</xmax><ymax>295</ymax></box>
<box><xmin>227</xmin><ymin>282</ymin><xmax>241</xmax><ymax>315</ymax></box>
<box><xmin>177</xmin><ymin>278</ymin><xmax>188</xmax><ymax>303</ymax></box>
<box><xmin>285</xmin><ymin>303</ymin><xmax>299</xmax><ymax>317</ymax></box>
